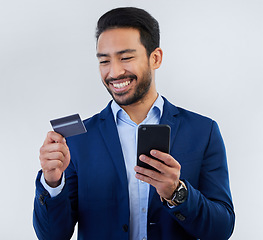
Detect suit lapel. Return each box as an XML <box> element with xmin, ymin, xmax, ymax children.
<box><xmin>159</xmin><ymin>97</ymin><xmax>181</xmax><ymax>150</ymax></box>
<box><xmin>98</xmin><ymin>103</ymin><xmax>129</xmax><ymax>194</ymax></box>
<box><xmin>148</xmin><ymin>97</ymin><xmax>181</xmax><ymax>209</ymax></box>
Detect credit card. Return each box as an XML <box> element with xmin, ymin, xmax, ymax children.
<box><xmin>50</xmin><ymin>114</ymin><xmax>87</xmax><ymax>138</ymax></box>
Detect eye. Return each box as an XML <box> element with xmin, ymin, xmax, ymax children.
<box><xmin>99</xmin><ymin>60</ymin><xmax>110</xmax><ymax>65</ymax></box>
<box><xmin>121</xmin><ymin>57</ymin><xmax>133</xmax><ymax>61</ymax></box>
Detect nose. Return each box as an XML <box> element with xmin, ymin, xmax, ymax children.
<box><xmin>108</xmin><ymin>60</ymin><xmax>125</xmax><ymax>79</ymax></box>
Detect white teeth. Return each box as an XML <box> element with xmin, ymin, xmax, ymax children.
<box><xmin>113</xmin><ymin>80</ymin><xmax>130</xmax><ymax>89</ymax></box>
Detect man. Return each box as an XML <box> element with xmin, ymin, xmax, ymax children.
<box><xmin>33</xmin><ymin>7</ymin><xmax>235</xmax><ymax>240</ymax></box>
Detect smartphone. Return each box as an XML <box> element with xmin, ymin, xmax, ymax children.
<box><xmin>137</xmin><ymin>124</ymin><xmax>171</xmax><ymax>172</ymax></box>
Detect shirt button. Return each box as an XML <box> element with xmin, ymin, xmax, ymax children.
<box><xmin>122</xmin><ymin>224</ymin><xmax>128</xmax><ymax>232</ymax></box>
<box><xmin>140</xmin><ymin>180</ymin><xmax>144</xmax><ymax>184</ymax></box>
<box><xmin>142</xmin><ymin>237</ymin><xmax>146</xmax><ymax>240</ymax></box>
<box><xmin>142</xmin><ymin>208</ymin><xmax>146</xmax><ymax>213</ymax></box>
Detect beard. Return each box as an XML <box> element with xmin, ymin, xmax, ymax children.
<box><xmin>104</xmin><ymin>67</ymin><xmax>152</xmax><ymax>106</ymax></box>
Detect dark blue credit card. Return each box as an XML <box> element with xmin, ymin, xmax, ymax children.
<box><xmin>50</xmin><ymin>114</ymin><xmax>87</xmax><ymax>138</ymax></box>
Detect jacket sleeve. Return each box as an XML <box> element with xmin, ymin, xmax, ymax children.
<box><xmin>164</xmin><ymin>121</ymin><xmax>235</xmax><ymax>240</ymax></box>
<box><xmin>33</xmin><ymin>160</ymin><xmax>78</xmax><ymax>240</ymax></box>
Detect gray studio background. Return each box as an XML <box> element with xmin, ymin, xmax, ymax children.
<box><xmin>1</xmin><ymin>0</ymin><xmax>262</xmax><ymax>239</ymax></box>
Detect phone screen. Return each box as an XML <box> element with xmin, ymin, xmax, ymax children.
<box><xmin>137</xmin><ymin>124</ymin><xmax>170</xmax><ymax>172</ymax></box>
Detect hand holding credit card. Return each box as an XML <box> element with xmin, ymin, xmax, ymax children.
<box><xmin>50</xmin><ymin>114</ymin><xmax>87</xmax><ymax>138</ymax></box>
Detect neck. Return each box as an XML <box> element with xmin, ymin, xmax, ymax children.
<box><xmin>121</xmin><ymin>91</ymin><xmax>158</xmax><ymax>125</ymax></box>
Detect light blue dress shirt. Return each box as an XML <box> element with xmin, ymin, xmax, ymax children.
<box><xmin>111</xmin><ymin>95</ymin><xmax>164</xmax><ymax>240</ymax></box>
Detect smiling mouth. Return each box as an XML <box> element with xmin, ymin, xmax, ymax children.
<box><xmin>112</xmin><ymin>80</ymin><xmax>131</xmax><ymax>89</ymax></box>
<box><xmin>108</xmin><ymin>77</ymin><xmax>135</xmax><ymax>92</ymax></box>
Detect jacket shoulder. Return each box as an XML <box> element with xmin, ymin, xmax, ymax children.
<box><xmin>163</xmin><ymin>96</ymin><xmax>214</xmax><ymax>126</ymax></box>
<box><xmin>82</xmin><ymin>113</ymin><xmax>100</xmax><ymax>129</ymax></box>
<box><xmin>82</xmin><ymin>101</ymin><xmax>113</xmax><ymax>130</ymax></box>
<box><xmin>176</xmin><ymin>106</ymin><xmax>213</xmax><ymax>123</ymax></box>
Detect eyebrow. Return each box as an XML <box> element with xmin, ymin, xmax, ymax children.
<box><xmin>96</xmin><ymin>49</ymin><xmax>136</xmax><ymax>58</ymax></box>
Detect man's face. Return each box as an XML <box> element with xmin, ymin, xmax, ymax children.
<box><xmin>96</xmin><ymin>28</ymin><xmax>154</xmax><ymax>106</ymax></box>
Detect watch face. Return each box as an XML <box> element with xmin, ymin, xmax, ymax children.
<box><xmin>174</xmin><ymin>188</ymin><xmax>187</xmax><ymax>203</ymax></box>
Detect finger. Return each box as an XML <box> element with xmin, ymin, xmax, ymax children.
<box><xmin>41</xmin><ymin>159</ymin><xmax>64</xmax><ymax>172</ymax></box>
<box><xmin>138</xmin><ymin>154</ymin><xmax>181</xmax><ymax>182</ymax></box>
<box><xmin>135</xmin><ymin>172</ymin><xmax>171</xmax><ymax>193</ymax></box>
<box><xmin>134</xmin><ymin>165</ymin><xmax>166</xmax><ymax>182</ymax></box>
<box><xmin>40</xmin><ymin>152</ymin><xmax>64</xmax><ymax>170</ymax></box>
<box><xmin>138</xmin><ymin>154</ymin><xmax>171</xmax><ymax>174</ymax></box>
<box><xmin>43</xmin><ymin>131</ymin><xmax>66</xmax><ymax>145</ymax></box>
<box><xmin>150</xmin><ymin>150</ymin><xmax>180</xmax><ymax>168</ymax></box>
<box><xmin>40</xmin><ymin>151</ymin><xmax>65</xmax><ymax>162</ymax></box>
<box><xmin>40</xmin><ymin>142</ymin><xmax>69</xmax><ymax>157</ymax></box>
<box><xmin>135</xmin><ymin>172</ymin><xmax>159</xmax><ymax>188</ymax></box>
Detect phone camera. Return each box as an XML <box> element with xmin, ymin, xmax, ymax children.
<box><xmin>142</xmin><ymin>127</ymin><xmax>147</xmax><ymax>131</ymax></box>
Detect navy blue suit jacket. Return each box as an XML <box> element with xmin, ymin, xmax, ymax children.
<box><xmin>33</xmin><ymin>97</ymin><xmax>235</xmax><ymax>240</ymax></box>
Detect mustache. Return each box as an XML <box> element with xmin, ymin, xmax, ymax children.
<box><xmin>105</xmin><ymin>74</ymin><xmax>137</xmax><ymax>84</ymax></box>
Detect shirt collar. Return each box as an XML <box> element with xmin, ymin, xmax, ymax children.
<box><xmin>111</xmin><ymin>94</ymin><xmax>164</xmax><ymax>124</ymax></box>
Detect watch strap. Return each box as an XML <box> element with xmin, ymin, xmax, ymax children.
<box><xmin>160</xmin><ymin>180</ymin><xmax>187</xmax><ymax>206</ymax></box>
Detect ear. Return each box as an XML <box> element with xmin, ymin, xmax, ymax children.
<box><xmin>150</xmin><ymin>48</ymin><xmax>163</xmax><ymax>70</ymax></box>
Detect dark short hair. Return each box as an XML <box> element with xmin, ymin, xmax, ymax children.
<box><xmin>96</xmin><ymin>7</ymin><xmax>160</xmax><ymax>57</ymax></box>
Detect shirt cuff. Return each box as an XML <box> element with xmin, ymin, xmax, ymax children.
<box><xmin>167</xmin><ymin>202</ymin><xmax>176</xmax><ymax>208</ymax></box>
<box><xmin>40</xmin><ymin>172</ymin><xmax>65</xmax><ymax>198</ymax></box>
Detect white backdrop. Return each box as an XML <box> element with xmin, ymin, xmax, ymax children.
<box><xmin>1</xmin><ymin>0</ymin><xmax>262</xmax><ymax>239</ymax></box>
